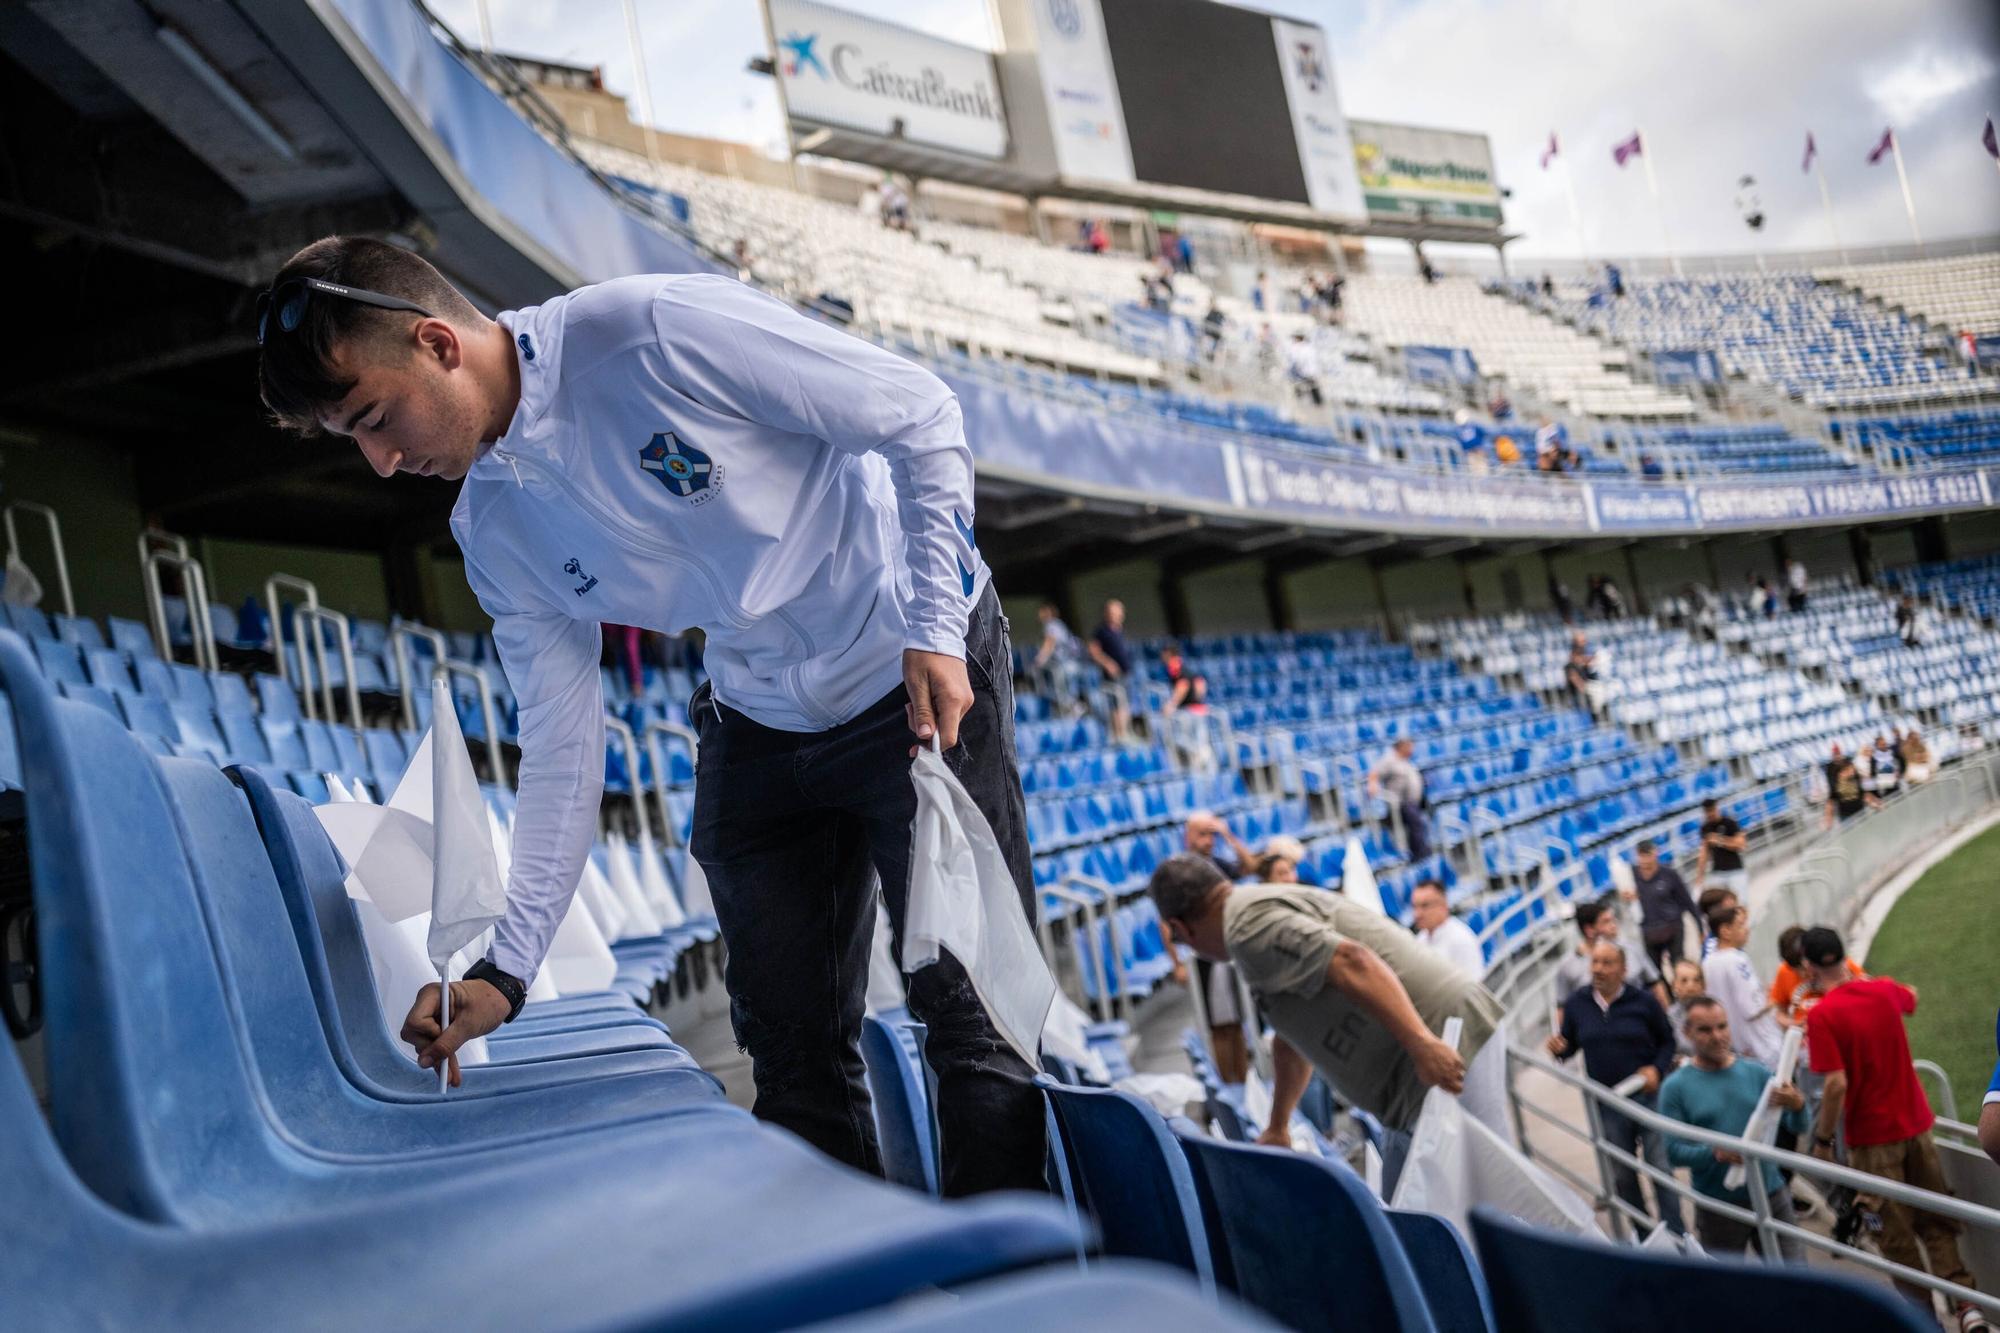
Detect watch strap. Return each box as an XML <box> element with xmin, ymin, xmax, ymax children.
<box><xmin>465</xmin><ymin>958</ymin><xmax>527</xmax><ymax>1023</ymax></box>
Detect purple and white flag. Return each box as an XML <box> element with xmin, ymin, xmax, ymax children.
<box><xmin>1866</xmin><ymin>127</ymin><xmax>1894</xmax><ymax>165</ymax></box>
<box><xmin>1540</xmin><ymin>132</ymin><xmax>1560</xmax><ymax>170</ymax></box>
<box><xmin>1984</xmin><ymin>116</ymin><xmax>1998</xmax><ymax>161</ymax></box>
<box><xmin>1611</xmin><ymin>131</ymin><xmax>1643</xmax><ymax>167</ymax></box>
<box><xmin>1801</xmin><ymin>131</ymin><xmax>1817</xmax><ymax>173</ymax></box>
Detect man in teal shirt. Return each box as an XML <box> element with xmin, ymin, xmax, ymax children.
<box><xmin>1659</xmin><ymin>996</ymin><xmax>1806</xmax><ymax>1260</ymax></box>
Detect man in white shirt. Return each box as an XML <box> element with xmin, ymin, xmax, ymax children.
<box><xmin>1367</xmin><ymin>737</ymin><xmax>1431</xmax><ymax>861</ymax></box>
<box><xmin>1409</xmin><ymin>880</ymin><xmax>1483</xmax><ymax>978</ymax></box>
<box><xmin>1702</xmin><ymin>904</ymin><xmax>1783</xmax><ymax>1068</ymax></box>
<box><xmin>255</xmin><ymin>237</ymin><xmax>1045</xmax><ymax>1194</ymax></box>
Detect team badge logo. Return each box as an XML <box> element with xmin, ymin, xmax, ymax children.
<box><xmin>639</xmin><ymin>431</ymin><xmax>722</xmax><ymax>503</ymax></box>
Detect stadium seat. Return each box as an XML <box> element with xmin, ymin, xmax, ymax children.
<box><xmin>1468</xmin><ymin>1206</ymin><xmax>1934</xmax><ymax>1333</ymax></box>
<box><xmin>1041</xmin><ymin>1081</ymin><xmax>1216</xmax><ymax>1293</ymax></box>
<box><xmin>862</xmin><ymin>1009</ymin><xmax>940</xmax><ymax>1195</ymax></box>
<box><xmin>827</xmin><ymin>1264</ymin><xmax>1279</xmax><ymax>1330</ymax></box>
<box><xmin>1387</xmin><ymin>1209</ymin><xmax>1498</xmax><ymax>1333</ymax></box>
<box><xmin>1172</xmin><ymin>1126</ymin><xmax>1438</xmax><ymax>1332</ymax></box>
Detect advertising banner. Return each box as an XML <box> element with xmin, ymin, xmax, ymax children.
<box><xmin>769</xmin><ymin>0</ymin><xmax>1009</xmax><ymax>158</ymax></box>
<box><xmin>1270</xmin><ymin>18</ymin><xmax>1367</xmax><ymax>221</ymax></box>
<box><xmin>1349</xmin><ymin>119</ymin><xmax>1502</xmax><ymax>225</ymax></box>
<box><xmin>1027</xmin><ymin>0</ymin><xmax>1135</xmax><ymax>181</ymax></box>
<box><xmin>1652</xmin><ymin>349</ymin><xmax>1722</xmax><ymax>387</ymax></box>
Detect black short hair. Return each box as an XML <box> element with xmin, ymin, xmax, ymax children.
<box><xmin>1801</xmin><ymin>926</ymin><xmax>1844</xmax><ymax>969</ymax></box>
<box><xmin>257</xmin><ymin>236</ymin><xmax>480</xmax><ymax>435</ymax></box>
<box><xmin>1706</xmin><ymin>903</ymin><xmax>1745</xmax><ymax>935</ymax></box>
<box><xmin>1635</xmin><ymin>838</ymin><xmax>1657</xmax><ymax>854</ymax></box>
<box><xmin>1148</xmin><ymin>854</ymin><xmax>1228</xmax><ymax>923</ymax></box>
<box><xmin>1697</xmin><ymin>887</ymin><xmax>1737</xmax><ymax>915</ymax></box>
<box><xmin>1410</xmin><ymin>878</ymin><xmax>1446</xmax><ymax>901</ymax></box>
<box><xmin>1776</xmin><ymin>925</ymin><xmax>1805</xmax><ymax>967</ymax></box>
<box><xmin>1701</xmin><ymin>797</ymin><xmax>1720</xmax><ymax>812</ymax></box>
<box><xmin>1573</xmin><ymin>899</ymin><xmax>1608</xmax><ymax>937</ymax></box>
<box><xmin>1681</xmin><ymin>994</ymin><xmax>1725</xmax><ymax>1026</ymax></box>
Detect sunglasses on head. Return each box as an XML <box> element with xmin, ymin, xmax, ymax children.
<box><xmin>256</xmin><ymin>277</ymin><xmax>434</xmax><ymax>346</ymax></box>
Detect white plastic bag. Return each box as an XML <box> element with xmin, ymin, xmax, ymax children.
<box><xmin>903</xmin><ymin>741</ymin><xmax>1054</xmax><ymax>1066</ymax></box>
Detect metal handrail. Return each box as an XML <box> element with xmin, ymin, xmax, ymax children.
<box><xmin>141</xmin><ymin>548</ymin><xmax>217</xmax><ymax>672</ymax></box>
<box><xmin>1044</xmin><ymin>879</ymin><xmax>1113</xmax><ymax>1025</ymax></box>
<box><xmin>390</xmin><ymin>624</ymin><xmax>451</xmax><ymax>731</ymax></box>
<box><xmin>2</xmin><ymin>502</ymin><xmax>74</xmax><ymax>619</ymax></box>
<box><xmin>264</xmin><ymin>574</ymin><xmax>321</xmax><ymax>711</ymax></box>
<box><xmin>295</xmin><ymin>606</ymin><xmax>362</xmax><ymax>732</ymax></box>
<box><xmin>433</xmin><ymin>659</ymin><xmax>505</xmax><ymax>783</ymax></box>
<box><xmin>643</xmin><ymin>719</ymin><xmax>699</xmax><ymax>848</ymax></box>
<box><xmin>603</xmin><ymin>715</ymin><xmax>654</xmax><ymax>842</ymax></box>
<box><xmin>1062</xmin><ymin>872</ymin><xmax>1133</xmax><ymax>1023</ymax></box>
<box><xmin>1510</xmin><ymin>1041</ymin><xmax>2000</xmax><ymax>1313</ymax></box>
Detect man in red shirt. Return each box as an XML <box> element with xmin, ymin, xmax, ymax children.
<box><xmin>1803</xmin><ymin>928</ymin><xmax>1989</xmax><ymax>1331</ymax></box>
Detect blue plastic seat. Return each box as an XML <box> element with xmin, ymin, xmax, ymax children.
<box><xmin>1468</xmin><ymin>1206</ymin><xmax>1932</xmax><ymax>1333</ymax></box>
<box><xmin>0</xmin><ymin>631</ymin><xmax>1080</xmax><ymax>1323</ymax></box>
<box><xmin>1387</xmin><ymin>1209</ymin><xmax>1497</xmax><ymax>1333</ymax></box>
<box><xmin>256</xmin><ymin>671</ymin><xmax>302</xmax><ymax>720</ymax></box>
<box><xmin>1041</xmin><ymin>1081</ymin><xmax>1215</xmax><ymax>1293</ymax></box>
<box><xmin>1172</xmin><ymin>1126</ymin><xmax>1437</xmax><ymax>1332</ymax></box>
<box><xmin>862</xmin><ymin>1009</ymin><xmax>939</xmax><ymax>1195</ymax></box>
<box><xmin>54</xmin><ymin>613</ymin><xmax>106</xmax><ymax>650</ymax></box>
<box><xmin>108</xmin><ymin>614</ymin><xmax>155</xmax><ymax>659</ymax></box>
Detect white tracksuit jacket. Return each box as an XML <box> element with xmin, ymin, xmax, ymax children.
<box><xmin>451</xmin><ymin>274</ymin><xmax>987</xmax><ymax>984</ymax></box>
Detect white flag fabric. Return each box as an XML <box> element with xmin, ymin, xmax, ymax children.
<box><xmin>1342</xmin><ymin>836</ymin><xmax>1383</xmax><ymax>914</ymax></box>
<box><xmin>1725</xmin><ymin>1024</ymin><xmax>1803</xmax><ymax>1191</ymax></box>
<box><xmin>1391</xmin><ymin>1019</ymin><xmax>1604</xmax><ymax>1240</ymax></box>
<box><xmin>576</xmin><ymin>853</ymin><xmax>629</xmax><ymax>941</ymax></box>
<box><xmin>678</xmin><ymin>847</ymin><xmax>716</xmax><ymax>920</ymax></box>
<box><xmin>604</xmin><ymin>832</ymin><xmax>664</xmax><ymax>939</ymax></box>
<box><xmin>634</xmin><ymin>823</ymin><xmax>687</xmax><ymax>929</ymax></box>
<box><xmin>903</xmin><ymin>741</ymin><xmax>1054</xmax><ymax>1066</ymax></box>
<box><xmin>0</xmin><ymin>551</ymin><xmax>43</xmax><ymax>608</ymax></box>
<box><xmin>424</xmin><ymin>680</ymin><xmax>506</xmax><ymax>971</ymax></box>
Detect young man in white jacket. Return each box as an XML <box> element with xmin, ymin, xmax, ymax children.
<box><xmin>256</xmin><ymin>237</ymin><xmax>1044</xmax><ymax>1195</ymax></box>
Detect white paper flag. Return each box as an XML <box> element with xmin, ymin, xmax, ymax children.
<box><xmin>1342</xmin><ymin>836</ymin><xmax>1383</xmax><ymax>915</ymax></box>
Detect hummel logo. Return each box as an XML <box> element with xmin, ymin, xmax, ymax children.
<box><xmin>563</xmin><ymin>558</ymin><xmax>598</xmax><ymax>597</ymax></box>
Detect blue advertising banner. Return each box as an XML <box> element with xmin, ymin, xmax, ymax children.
<box><xmin>1403</xmin><ymin>345</ymin><xmax>1481</xmax><ymax>387</ymax></box>
<box><xmin>947</xmin><ymin>369</ymin><xmax>1998</xmax><ymax>539</ymax></box>
<box><xmin>1652</xmin><ymin>349</ymin><xmax>1721</xmax><ymax>387</ymax></box>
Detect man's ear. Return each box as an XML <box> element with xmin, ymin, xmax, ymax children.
<box><xmin>416</xmin><ymin>317</ymin><xmax>461</xmax><ymax>369</ymax></box>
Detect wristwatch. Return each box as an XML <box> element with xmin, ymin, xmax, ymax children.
<box><xmin>1813</xmin><ymin>1134</ymin><xmax>1836</xmax><ymax>1149</ymax></box>
<box><xmin>465</xmin><ymin>957</ymin><xmax>527</xmax><ymax>1023</ymax></box>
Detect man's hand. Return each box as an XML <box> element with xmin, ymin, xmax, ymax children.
<box><xmin>1810</xmin><ymin>1138</ymin><xmax>1836</xmax><ymax>1163</ymax></box>
<box><xmin>401</xmin><ymin>979</ymin><xmax>512</xmax><ymax>1087</ymax></box>
<box><xmin>1544</xmin><ymin>1033</ymin><xmax>1568</xmax><ymax>1059</ymax></box>
<box><xmin>1772</xmin><ymin>1081</ymin><xmax>1805</xmax><ymax>1112</ymax></box>
<box><xmin>1255</xmin><ymin>1124</ymin><xmax>1293</xmax><ymax>1150</ymax></box>
<box><xmin>1413</xmin><ymin>1036</ymin><xmax>1467</xmax><ymax>1093</ymax></box>
<box><xmin>1712</xmin><ymin>1147</ymin><xmax>1744</xmax><ymax>1165</ymax></box>
<box><xmin>1618</xmin><ymin>887</ymin><xmax>1637</xmax><ymax>903</ymax></box>
<box><xmin>904</xmin><ymin>649</ymin><xmax>973</xmax><ymax>755</ymax></box>
<box><xmin>1639</xmin><ymin>1065</ymin><xmax>1661</xmax><ymax>1097</ymax></box>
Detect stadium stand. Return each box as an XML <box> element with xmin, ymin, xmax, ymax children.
<box><xmin>1821</xmin><ymin>253</ymin><xmax>2000</xmax><ymax>340</ymax></box>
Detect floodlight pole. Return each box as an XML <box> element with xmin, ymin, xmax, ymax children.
<box><xmin>1636</xmin><ymin>128</ymin><xmax>1680</xmax><ymax>277</ymax></box>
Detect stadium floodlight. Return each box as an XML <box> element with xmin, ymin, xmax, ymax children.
<box><xmin>154</xmin><ymin>23</ymin><xmax>298</xmax><ymax>163</ymax></box>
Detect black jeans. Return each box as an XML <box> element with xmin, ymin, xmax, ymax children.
<box><xmin>1601</xmin><ymin>1094</ymin><xmax>1685</xmax><ymax>1236</ymax></box>
<box><xmin>689</xmin><ymin>585</ymin><xmax>1045</xmax><ymax>1196</ymax></box>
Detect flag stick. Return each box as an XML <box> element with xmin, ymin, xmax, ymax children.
<box><xmin>437</xmin><ymin>962</ymin><xmax>451</xmax><ymax>1095</ymax></box>
<box><xmin>621</xmin><ymin>0</ymin><xmax>663</xmax><ymax>170</ymax></box>
<box><xmin>1637</xmin><ymin>128</ymin><xmax>1680</xmax><ymax>277</ymax></box>
<box><xmin>1888</xmin><ymin>133</ymin><xmax>1923</xmax><ymax>253</ymax></box>
<box><xmin>1812</xmin><ymin>161</ymin><xmax>1848</xmax><ymax>267</ymax></box>
<box><xmin>1560</xmin><ymin>155</ymin><xmax>1590</xmax><ymax>263</ymax></box>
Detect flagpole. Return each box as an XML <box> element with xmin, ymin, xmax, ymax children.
<box><xmin>1887</xmin><ymin>132</ymin><xmax>1923</xmax><ymax>253</ymax></box>
<box><xmin>1811</xmin><ymin>161</ymin><xmax>1847</xmax><ymax>267</ymax></box>
<box><xmin>621</xmin><ymin>0</ymin><xmax>663</xmax><ymax>171</ymax></box>
<box><xmin>437</xmin><ymin>964</ymin><xmax>451</xmax><ymax>1095</ymax></box>
<box><xmin>1637</xmin><ymin>127</ymin><xmax>1680</xmax><ymax>277</ymax></box>
<box><xmin>1560</xmin><ymin>155</ymin><xmax>1590</xmax><ymax>263</ymax></box>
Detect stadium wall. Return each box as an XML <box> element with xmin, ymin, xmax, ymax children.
<box><xmin>1</xmin><ymin>432</ymin><xmax>146</xmax><ymax>623</ymax></box>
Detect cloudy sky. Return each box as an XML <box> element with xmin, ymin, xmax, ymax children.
<box><xmin>430</xmin><ymin>0</ymin><xmax>2000</xmax><ymax>260</ymax></box>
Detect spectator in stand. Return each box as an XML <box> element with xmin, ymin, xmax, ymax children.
<box><xmin>877</xmin><ymin>174</ymin><xmax>910</xmax><ymax>231</ymax></box>
<box><xmin>1087</xmin><ymin>219</ymin><xmax>1109</xmax><ymax>254</ymax></box>
<box><xmin>1201</xmin><ymin>301</ymin><xmax>1227</xmax><ymax>361</ymax></box>
<box><xmin>1285</xmin><ymin>331</ymin><xmax>1324</xmax><ymax>406</ymax></box>
<box><xmin>1534</xmin><ymin>418</ymin><xmax>1568</xmax><ymax>470</ymax></box>
<box><xmin>1487</xmin><ymin>389</ymin><xmax>1513</xmax><ymax>421</ymax></box>
<box><xmin>1659</xmin><ymin>997</ymin><xmax>1808</xmax><ymax>1261</ymax></box>
<box><xmin>1547</xmin><ymin>940</ymin><xmax>1685</xmax><ymax>1236</ymax></box>
<box><xmin>1622</xmin><ymin>838</ymin><xmax>1702</xmax><ymax>966</ymax></box>
<box><xmin>1251</xmin><ymin>269</ymin><xmax>1270</xmax><ymax>312</ymax></box>
<box><xmin>1086</xmin><ymin>598</ymin><xmax>1134</xmax><ymax>743</ymax></box>
<box><xmin>1695</xmin><ymin>797</ymin><xmax>1749</xmax><ymax>896</ymax></box>
<box><xmin>1170</xmin><ymin>814</ymin><xmax>1259</xmax><ymax>1084</ymax></box>
<box><xmin>1605</xmin><ymin>262</ymin><xmax>1625</xmax><ymax>298</ymax></box>
<box><xmin>1417</xmin><ymin>245</ymin><xmax>1437</xmax><ymax>285</ymax></box>
<box><xmin>1257</xmin><ymin>835</ymin><xmax>1316</xmax><ymax>886</ymax></box>
<box><xmin>1540</xmin><ymin>272</ymin><xmax>1556</xmax><ymax>298</ymax></box>
<box><xmin>1174</xmin><ymin>231</ymin><xmax>1195</xmax><ymax>275</ymax></box>
<box><xmin>1159</xmin><ymin>643</ymin><xmax>1210</xmax><ymax>717</ymax></box>
<box><xmin>1640</xmin><ymin>452</ymin><xmax>1666</xmax><ymax>478</ymax></box>
<box><xmin>731</xmin><ymin>238</ymin><xmax>753</xmax><ymax>283</ymax></box>
<box><xmin>1666</xmin><ymin>959</ymin><xmax>1706</xmax><ymax>1058</ymax></box>
<box><xmin>1894</xmin><ymin>593</ymin><xmax>1923</xmax><ymax>648</ymax></box>
<box><xmin>1803</xmin><ymin>928</ymin><xmax>1992</xmax><ymax>1331</ymax></box>
<box><xmin>1702</xmin><ymin>905</ymin><xmax>1784</xmax><ymax>1067</ymax></box>
<box><xmin>1367</xmin><ymin>737</ymin><xmax>1431</xmax><ymax>862</ymax></box>
<box><xmin>1750</xmin><ymin>574</ymin><xmax>1777</xmax><ymax>618</ymax></box>
<box><xmin>1785</xmin><ymin>558</ymin><xmax>1809</xmax><ymax>613</ymax></box>
<box><xmin>1410</xmin><ymin>879</ymin><xmax>1483</xmax><ymax>978</ymax></box>
<box><xmin>1454</xmin><ymin>408</ymin><xmax>1486</xmax><ymax>458</ymax></box>
<box><xmin>1185</xmin><ymin>809</ymin><xmax>1253</xmax><ymax>882</ymax></box>
<box><xmin>1823</xmin><ymin>750</ymin><xmax>1876</xmax><ymax>828</ymax></box>
<box><xmin>1695</xmin><ymin>886</ymin><xmax>1739</xmax><ymax>960</ymax></box>
<box><xmin>1564</xmin><ymin>640</ymin><xmax>1599</xmax><ymax>705</ymax></box>
<box><xmin>1586</xmin><ymin>573</ymin><xmax>1628</xmax><ymax>619</ymax></box>
<box><xmin>1549</xmin><ymin>575</ymin><xmax>1576</xmax><ymax>625</ymax></box>
<box><xmin>1867</xmin><ymin>733</ymin><xmax>1903</xmax><ymax>798</ymax></box>
<box><xmin>1553</xmin><ymin>899</ymin><xmax>1667</xmax><ymax>1008</ymax></box>
<box><xmin>1899</xmin><ymin>728</ymin><xmax>1935</xmax><ymax>784</ymax></box>
<box><xmin>1770</xmin><ymin>925</ymin><xmax>1864</xmax><ymax>1030</ymax></box>
<box><xmin>1493</xmin><ymin>432</ymin><xmax>1522</xmax><ymax>466</ymax></box>
<box><xmin>1030</xmin><ymin>601</ymin><xmax>1083</xmax><ymax>701</ymax></box>
<box><xmin>1148</xmin><ymin>853</ymin><xmax>1508</xmax><ymax>1184</ymax></box>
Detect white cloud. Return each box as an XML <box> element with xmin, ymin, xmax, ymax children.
<box><xmin>1866</xmin><ymin>47</ymin><xmax>1995</xmax><ymax>125</ymax></box>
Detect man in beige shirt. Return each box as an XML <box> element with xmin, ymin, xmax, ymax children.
<box><xmin>1149</xmin><ymin>854</ymin><xmax>1508</xmax><ymax>1185</ymax></box>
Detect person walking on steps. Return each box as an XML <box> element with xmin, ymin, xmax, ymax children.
<box><xmin>255</xmin><ymin>237</ymin><xmax>1045</xmax><ymax>1195</ymax></box>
